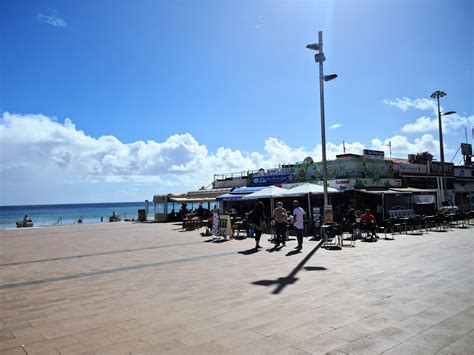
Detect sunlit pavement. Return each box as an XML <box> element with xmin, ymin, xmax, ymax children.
<box><xmin>1</xmin><ymin>222</ymin><xmax>473</xmax><ymax>354</ymax></box>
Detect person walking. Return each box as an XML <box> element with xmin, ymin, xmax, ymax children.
<box><xmin>273</xmin><ymin>201</ymin><xmax>287</xmax><ymax>247</ymax></box>
<box><xmin>248</xmin><ymin>201</ymin><xmax>266</xmax><ymax>250</ymax></box>
<box><xmin>293</xmin><ymin>200</ymin><xmax>306</xmax><ymax>251</ymax></box>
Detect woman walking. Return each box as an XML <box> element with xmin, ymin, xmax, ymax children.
<box><xmin>248</xmin><ymin>201</ymin><xmax>266</xmax><ymax>250</ymax></box>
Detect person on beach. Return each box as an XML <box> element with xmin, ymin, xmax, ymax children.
<box><xmin>273</xmin><ymin>201</ymin><xmax>287</xmax><ymax>247</ymax></box>
<box><xmin>196</xmin><ymin>204</ymin><xmax>204</xmax><ymax>220</ymax></box>
<box><xmin>248</xmin><ymin>201</ymin><xmax>266</xmax><ymax>250</ymax></box>
<box><xmin>292</xmin><ymin>200</ymin><xmax>306</xmax><ymax>251</ymax></box>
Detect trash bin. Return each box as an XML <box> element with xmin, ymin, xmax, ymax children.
<box><xmin>138</xmin><ymin>209</ymin><xmax>147</xmax><ymax>222</ymax></box>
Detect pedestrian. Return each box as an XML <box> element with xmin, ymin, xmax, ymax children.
<box><xmin>292</xmin><ymin>200</ymin><xmax>306</xmax><ymax>250</ymax></box>
<box><xmin>248</xmin><ymin>201</ymin><xmax>266</xmax><ymax>250</ymax></box>
<box><xmin>273</xmin><ymin>201</ymin><xmax>287</xmax><ymax>247</ymax></box>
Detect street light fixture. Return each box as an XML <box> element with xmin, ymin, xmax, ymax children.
<box><xmin>307</xmin><ymin>31</ymin><xmax>337</xmax><ymax>221</ymax></box>
<box><xmin>430</xmin><ymin>90</ymin><xmax>455</xmax><ymax>203</ymax></box>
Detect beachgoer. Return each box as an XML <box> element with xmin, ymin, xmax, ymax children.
<box><xmin>293</xmin><ymin>200</ymin><xmax>306</xmax><ymax>250</ymax></box>
<box><xmin>23</xmin><ymin>215</ymin><xmax>29</xmax><ymax>226</ymax></box>
<box><xmin>360</xmin><ymin>208</ymin><xmax>378</xmax><ymax>239</ymax></box>
<box><xmin>196</xmin><ymin>204</ymin><xmax>204</xmax><ymax>220</ymax></box>
<box><xmin>248</xmin><ymin>201</ymin><xmax>266</xmax><ymax>250</ymax></box>
<box><xmin>273</xmin><ymin>201</ymin><xmax>287</xmax><ymax>247</ymax></box>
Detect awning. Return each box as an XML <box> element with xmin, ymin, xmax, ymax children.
<box><xmin>357</xmin><ymin>189</ymin><xmax>411</xmax><ymax>195</ymax></box>
<box><xmin>413</xmin><ymin>195</ymin><xmax>436</xmax><ymax>204</ymax></box>
<box><xmin>169</xmin><ymin>197</ymin><xmax>218</xmax><ymax>203</ymax></box>
<box><xmin>215</xmin><ymin>193</ymin><xmax>245</xmax><ymax>201</ymax></box>
<box><xmin>229</xmin><ymin>186</ymin><xmax>264</xmax><ymax>194</ymax></box>
<box><xmin>390</xmin><ymin>187</ymin><xmax>438</xmax><ymax>193</ymax></box>
<box><xmin>215</xmin><ymin>186</ymin><xmax>265</xmax><ymax>201</ymax></box>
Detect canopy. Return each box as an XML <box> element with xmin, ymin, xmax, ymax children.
<box><xmin>389</xmin><ymin>188</ymin><xmax>438</xmax><ymax>193</ymax></box>
<box><xmin>358</xmin><ymin>189</ymin><xmax>410</xmax><ymax>195</ymax></box>
<box><xmin>215</xmin><ymin>186</ymin><xmax>264</xmax><ymax>201</ymax></box>
<box><xmin>242</xmin><ymin>186</ymin><xmax>287</xmax><ymax>200</ymax></box>
<box><xmin>283</xmin><ymin>183</ymin><xmax>339</xmax><ymax>196</ymax></box>
<box><xmin>215</xmin><ymin>193</ymin><xmax>245</xmax><ymax>201</ymax></box>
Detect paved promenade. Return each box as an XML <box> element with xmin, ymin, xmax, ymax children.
<box><xmin>0</xmin><ymin>222</ymin><xmax>473</xmax><ymax>354</ymax></box>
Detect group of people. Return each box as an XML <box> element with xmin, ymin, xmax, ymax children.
<box><xmin>245</xmin><ymin>203</ymin><xmax>380</xmax><ymax>250</ymax></box>
<box><xmin>247</xmin><ymin>200</ymin><xmax>307</xmax><ymax>251</ymax></box>
<box><xmin>344</xmin><ymin>207</ymin><xmax>379</xmax><ymax>241</ymax></box>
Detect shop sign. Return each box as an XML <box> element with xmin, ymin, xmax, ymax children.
<box><xmin>251</xmin><ymin>174</ymin><xmax>296</xmax><ymax>186</ymax></box>
<box><xmin>296</xmin><ymin>158</ymin><xmax>393</xmax><ymax>182</ymax></box>
<box><xmin>213</xmin><ymin>177</ymin><xmax>247</xmax><ymax>189</ymax></box>
<box><xmin>397</xmin><ymin>163</ymin><xmax>427</xmax><ymax>175</ymax></box>
<box><xmin>327</xmin><ymin>178</ymin><xmax>402</xmax><ymax>190</ymax></box>
<box><xmin>461</xmin><ymin>143</ymin><xmax>472</xmax><ymax>156</ymax></box>
<box><xmin>430</xmin><ymin>162</ymin><xmax>454</xmax><ymax>176</ymax></box>
<box><xmin>363</xmin><ymin>149</ymin><xmax>385</xmax><ymax>160</ymax></box>
<box><xmin>454</xmin><ymin>167</ymin><xmax>473</xmax><ymax>177</ymax></box>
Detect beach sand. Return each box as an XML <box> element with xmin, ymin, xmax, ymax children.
<box><xmin>1</xmin><ymin>222</ymin><xmax>473</xmax><ymax>354</ymax></box>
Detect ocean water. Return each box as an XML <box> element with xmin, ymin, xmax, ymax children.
<box><xmin>0</xmin><ymin>202</ymin><xmax>147</xmax><ymax>229</ymax></box>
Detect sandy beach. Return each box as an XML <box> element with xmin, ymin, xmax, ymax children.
<box><xmin>1</xmin><ymin>222</ymin><xmax>473</xmax><ymax>354</ymax></box>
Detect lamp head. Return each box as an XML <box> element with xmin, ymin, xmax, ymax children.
<box><xmin>306</xmin><ymin>43</ymin><xmax>320</xmax><ymax>51</ymax></box>
<box><xmin>324</xmin><ymin>74</ymin><xmax>338</xmax><ymax>82</ymax></box>
<box><xmin>442</xmin><ymin>111</ymin><xmax>456</xmax><ymax>116</ymax></box>
<box><xmin>430</xmin><ymin>90</ymin><xmax>447</xmax><ymax>99</ymax></box>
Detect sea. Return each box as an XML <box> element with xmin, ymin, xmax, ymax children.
<box><xmin>0</xmin><ymin>202</ymin><xmax>147</xmax><ymax>229</ymax></box>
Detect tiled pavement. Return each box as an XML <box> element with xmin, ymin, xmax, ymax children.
<box><xmin>0</xmin><ymin>222</ymin><xmax>473</xmax><ymax>354</ymax></box>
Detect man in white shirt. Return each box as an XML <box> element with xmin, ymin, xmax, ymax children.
<box><xmin>293</xmin><ymin>200</ymin><xmax>306</xmax><ymax>250</ymax></box>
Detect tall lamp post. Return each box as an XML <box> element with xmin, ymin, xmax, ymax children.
<box><xmin>430</xmin><ymin>90</ymin><xmax>455</xmax><ymax>202</ymax></box>
<box><xmin>306</xmin><ymin>31</ymin><xmax>337</xmax><ymax>215</ymax></box>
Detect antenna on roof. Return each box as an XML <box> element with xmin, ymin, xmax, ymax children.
<box><xmin>343</xmin><ymin>140</ymin><xmax>346</xmax><ymax>153</ymax></box>
<box><xmin>386</xmin><ymin>141</ymin><xmax>392</xmax><ymax>157</ymax></box>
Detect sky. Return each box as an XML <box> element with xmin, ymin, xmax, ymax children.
<box><xmin>0</xmin><ymin>0</ymin><xmax>473</xmax><ymax>205</ymax></box>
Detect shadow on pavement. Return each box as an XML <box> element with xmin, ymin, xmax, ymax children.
<box><xmin>238</xmin><ymin>248</ymin><xmax>259</xmax><ymax>255</ymax></box>
<box><xmin>252</xmin><ymin>240</ymin><xmax>324</xmax><ymax>294</ymax></box>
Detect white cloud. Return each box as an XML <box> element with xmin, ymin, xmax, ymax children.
<box><xmin>0</xmin><ymin>112</ymin><xmax>458</xmax><ymax>205</ymax></box>
<box><xmin>384</xmin><ymin>97</ymin><xmax>474</xmax><ymax>134</ymax></box>
<box><xmin>383</xmin><ymin>97</ymin><xmax>438</xmax><ymax>115</ymax></box>
<box><xmin>401</xmin><ymin>113</ymin><xmax>474</xmax><ymax>134</ymax></box>
<box><xmin>401</xmin><ymin>116</ymin><xmax>438</xmax><ymax>133</ymax></box>
<box><xmin>254</xmin><ymin>15</ymin><xmax>264</xmax><ymax>29</ymax></box>
<box><xmin>37</xmin><ymin>10</ymin><xmax>67</xmax><ymax>28</ymax></box>
<box><xmin>329</xmin><ymin>123</ymin><xmax>342</xmax><ymax>130</ymax></box>
<box><xmin>370</xmin><ymin>134</ymin><xmax>447</xmax><ymax>156</ymax></box>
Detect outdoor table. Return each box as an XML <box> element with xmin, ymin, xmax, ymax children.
<box><xmin>395</xmin><ymin>217</ymin><xmax>410</xmax><ymax>234</ymax></box>
<box><xmin>321</xmin><ymin>223</ymin><xmax>342</xmax><ymax>249</ymax></box>
<box><xmin>182</xmin><ymin>218</ymin><xmax>201</xmax><ymax>231</ymax></box>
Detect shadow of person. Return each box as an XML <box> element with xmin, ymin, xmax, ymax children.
<box><xmin>238</xmin><ymin>248</ymin><xmax>259</xmax><ymax>255</ymax></box>
<box><xmin>304</xmin><ymin>266</ymin><xmax>327</xmax><ymax>271</ymax></box>
<box><xmin>267</xmin><ymin>245</ymin><xmax>283</xmax><ymax>253</ymax></box>
<box><xmin>285</xmin><ymin>249</ymin><xmax>301</xmax><ymax>256</ymax></box>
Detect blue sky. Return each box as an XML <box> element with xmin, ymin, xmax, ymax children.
<box><xmin>0</xmin><ymin>0</ymin><xmax>473</xmax><ymax>205</ymax></box>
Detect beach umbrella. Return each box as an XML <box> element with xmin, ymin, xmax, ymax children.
<box><xmin>242</xmin><ymin>185</ymin><xmax>287</xmax><ymax>214</ymax></box>
<box><xmin>284</xmin><ymin>183</ymin><xmax>339</xmax><ymax>216</ymax></box>
<box><xmin>286</xmin><ymin>183</ymin><xmax>338</xmax><ymax>195</ymax></box>
<box><xmin>241</xmin><ymin>185</ymin><xmax>287</xmax><ymax>200</ymax></box>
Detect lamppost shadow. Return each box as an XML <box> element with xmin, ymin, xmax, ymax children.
<box><xmin>252</xmin><ymin>240</ymin><xmax>326</xmax><ymax>294</ymax></box>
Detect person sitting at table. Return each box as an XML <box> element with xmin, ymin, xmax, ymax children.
<box><xmin>360</xmin><ymin>208</ymin><xmax>378</xmax><ymax>240</ymax></box>
<box><xmin>196</xmin><ymin>204</ymin><xmax>205</xmax><ymax>220</ymax></box>
<box><xmin>345</xmin><ymin>208</ymin><xmax>356</xmax><ymax>224</ymax></box>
